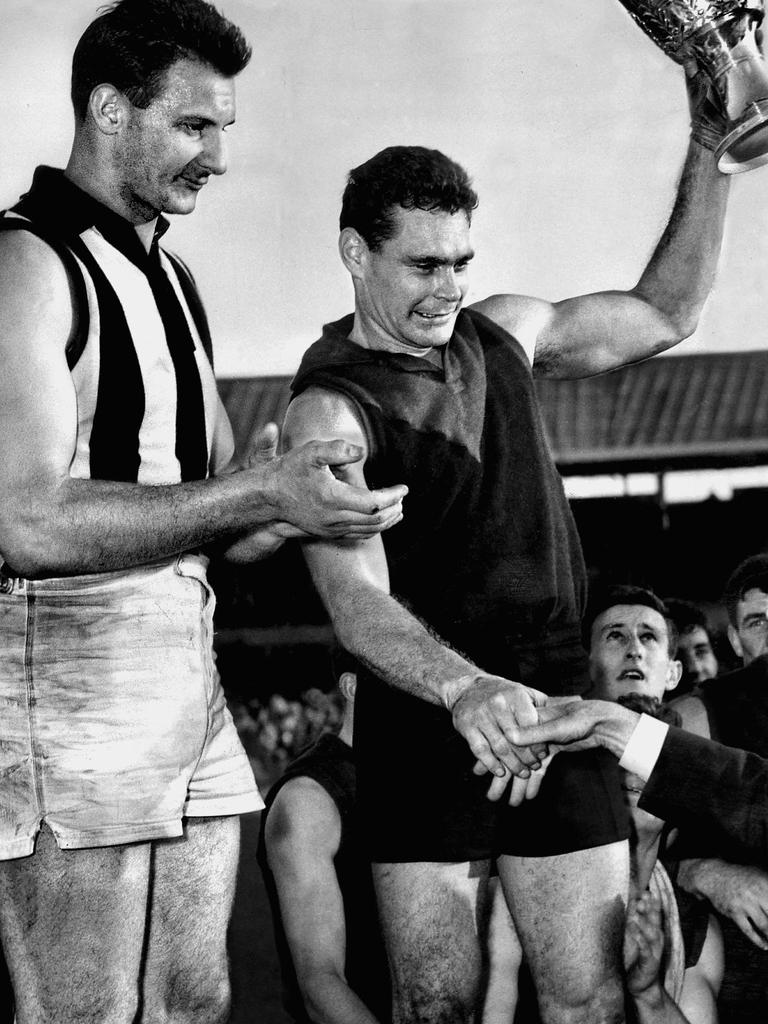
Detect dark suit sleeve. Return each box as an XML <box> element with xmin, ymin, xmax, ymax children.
<box><xmin>639</xmin><ymin>726</ymin><xmax>768</xmax><ymax>860</ymax></box>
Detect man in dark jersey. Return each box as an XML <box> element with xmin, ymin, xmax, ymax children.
<box><xmin>258</xmin><ymin>668</ymin><xmax>391</xmax><ymax>1024</ymax></box>
<box><xmin>282</xmin><ymin>68</ymin><xmax>732</xmax><ymax>1024</ymax></box>
<box><xmin>0</xmin><ymin>2</ymin><xmax>405</xmax><ymax>1021</ymax></box>
<box><xmin>670</xmin><ymin>554</ymin><xmax>768</xmax><ymax>1024</ymax></box>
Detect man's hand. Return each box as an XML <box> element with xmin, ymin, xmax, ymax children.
<box><xmin>624</xmin><ymin>890</ymin><xmax>666</xmax><ymax>1000</ymax></box>
<box><xmin>248</xmin><ymin>423</ymin><xmax>408</xmax><ymax>539</ymax></box>
<box><xmin>447</xmin><ymin>675</ymin><xmax>548</xmax><ymax>779</ymax></box>
<box><xmin>685</xmin><ymin>57</ymin><xmax>728</xmax><ymax>153</ymax></box>
<box><xmin>474</xmin><ymin>751</ymin><xmax>557</xmax><ymax>806</ymax></box>
<box><xmin>678</xmin><ymin>858</ymin><xmax>768</xmax><ymax>950</ymax></box>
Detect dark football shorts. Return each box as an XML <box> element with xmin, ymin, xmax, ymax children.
<box><xmin>354</xmin><ymin>673</ymin><xmax>629</xmax><ymax>863</ymax></box>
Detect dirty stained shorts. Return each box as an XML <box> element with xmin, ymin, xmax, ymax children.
<box><xmin>0</xmin><ymin>553</ymin><xmax>263</xmax><ymax>860</ymax></box>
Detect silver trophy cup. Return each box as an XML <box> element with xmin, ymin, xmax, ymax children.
<box><xmin>618</xmin><ymin>0</ymin><xmax>768</xmax><ymax>172</ymax></box>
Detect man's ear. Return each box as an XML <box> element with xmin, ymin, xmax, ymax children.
<box><xmin>665</xmin><ymin>659</ymin><xmax>683</xmax><ymax>693</ymax></box>
<box><xmin>88</xmin><ymin>83</ymin><xmax>127</xmax><ymax>135</ymax></box>
<box><xmin>728</xmin><ymin>623</ymin><xmax>744</xmax><ymax>660</ymax></box>
<box><xmin>338</xmin><ymin>227</ymin><xmax>368</xmax><ymax>279</ymax></box>
<box><xmin>339</xmin><ymin>671</ymin><xmax>357</xmax><ymax>703</ymax></box>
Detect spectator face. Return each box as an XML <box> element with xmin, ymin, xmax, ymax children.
<box><xmin>589</xmin><ymin>604</ymin><xmax>681</xmax><ymax>702</ymax></box>
<box><xmin>676</xmin><ymin>625</ymin><xmax>718</xmax><ymax>687</ymax></box>
<box><xmin>729</xmin><ymin>587</ymin><xmax>768</xmax><ymax>665</ymax></box>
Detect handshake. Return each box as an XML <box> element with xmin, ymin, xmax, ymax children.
<box><xmin>472</xmin><ymin>697</ymin><xmax>645</xmax><ymax>805</ymax></box>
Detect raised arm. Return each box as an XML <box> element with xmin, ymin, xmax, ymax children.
<box><xmin>473</xmin><ymin>71</ymin><xmax>729</xmax><ymax>380</ymax></box>
<box><xmin>283</xmin><ymin>387</ymin><xmax>547</xmax><ymax>779</ymax></box>
<box><xmin>0</xmin><ymin>232</ymin><xmax>406</xmax><ymax>576</ymax></box>
<box><xmin>264</xmin><ymin>778</ymin><xmax>382</xmax><ymax>1024</ymax></box>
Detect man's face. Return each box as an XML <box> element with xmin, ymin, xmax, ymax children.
<box><xmin>730</xmin><ymin>587</ymin><xmax>768</xmax><ymax>664</ymax></box>
<box><xmin>113</xmin><ymin>57</ymin><xmax>235</xmax><ymax>222</ymax></box>
<box><xmin>354</xmin><ymin>206</ymin><xmax>473</xmax><ymax>351</ymax></box>
<box><xmin>589</xmin><ymin>604</ymin><xmax>681</xmax><ymax>703</ymax></box>
<box><xmin>676</xmin><ymin>625</ymin><xmax>718</xmax><ymax>687</ymax></box>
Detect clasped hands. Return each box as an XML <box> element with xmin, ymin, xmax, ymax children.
<box><xmin>448</xmin><ymin>675</ymin><xmax>583</xmax><ymax>807</ymax></box>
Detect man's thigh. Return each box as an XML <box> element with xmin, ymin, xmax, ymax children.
<box><xmin>0</xmin><ymin>824</ymin><xmax>151</xmax><ymax>1024</ymax></box>
<box><xmin>498</xmin><ymin>841</ymin><xmax>629</xmax><ymax>1023</ymax></box>
<box><xmin>141</xmin><ymin>815</ymin><xmax>240</xmax><ymax>1023</ymax></box>
<box><xmin>372</xmin><ymin>859</ymin><xmax>491</xmax><ymax>1024</ymax></box>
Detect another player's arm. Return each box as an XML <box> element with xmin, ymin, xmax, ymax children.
<box><xmin>678</xmin><ymin>914</ymin><xmax>723</xmax><ymax>1024</ymax></box>
<box><xmin>283</xmin><ymin>387</ymin><xmax>546</xmax><ymax>779</ymax></box>
<box><xmin>473</xmin><ymin>72</ymin><xmax>729</xmax><ymax>380</ymax></box>
<box><xmin>264</xmin><ymin>779</ymin><xmax>382</xmax><ymax>1024</ymax></box>
<box><xmin>0</xmin><ymin>233</ymin><xmax>405</xmax><ymax>576</ymax></box>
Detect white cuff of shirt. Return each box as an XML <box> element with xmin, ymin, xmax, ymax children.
<box><xmin>618</xmin><ymin>713</ymin><xmax>669</xmax><ymax>782</ymax></box>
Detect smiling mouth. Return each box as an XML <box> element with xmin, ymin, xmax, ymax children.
<box><xmin>413</xmin><ymin>310</ymin><xmax>455</xmax><ymax>321</ymax></box>
<box><xmin>178</xmin><ymin>176</ymin><xmax>207</xmax><ymax>190</ymax></box>
<box><xmin>619</xmin><ymin>670</ymin><xmax>645</xmax><ymax>681</ymax></box>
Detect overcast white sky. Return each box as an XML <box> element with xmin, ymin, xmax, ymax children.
<box><xmin>4</xmin><ymin>0</ymin><xmax>768</xmax><ymax>376</ymax></box>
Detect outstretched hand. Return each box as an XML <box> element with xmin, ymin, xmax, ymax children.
<box><xmin>247</xmin><ymin>422</ymin><xmax>408</xmax><ymax>540</ymax></box>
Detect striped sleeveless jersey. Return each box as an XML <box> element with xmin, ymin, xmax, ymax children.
<box><xmin>1</xmin><ymin>166</ymin><xmax>232</xmax><ymax>485</ymax></box>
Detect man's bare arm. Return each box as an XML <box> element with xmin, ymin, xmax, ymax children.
<box><xmin>264</xmin><ymin>778</ymin><xmax>382</xmax><ymax>1024</ymax></box>
<box><xmin>284</xmin><ymin>388</ymin><xmax>547</xmax><ymax>779</ymax></box>
<box><xmin>473</xmin><ymin>74</ymin><xmax>729</xmax><ymax>380</ymax></box>
<box><xmin>0</xmin><ymin>233</ymin><xmax>406</xmax><ymax>576</ymax></box>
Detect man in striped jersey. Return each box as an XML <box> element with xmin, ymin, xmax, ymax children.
<box><xmin>0</xmin><ymin>2</ymin><xmax>406</xmax><ymax>1022</ymax></box>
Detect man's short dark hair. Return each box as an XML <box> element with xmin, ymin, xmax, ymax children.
<box><xmin>71</xmin><ymin>0</ymin><xmax>251</xmax><ymax>120</ymax></box>
<box><xmin>339</xmin><ymin>146</ymin><xmax>479</xmax><ymax>251</ymax></box>
<box><xmin>585</xmin><ymin>584</ymin><xmax>678</xmax><ymax>658</ymax></box>
<box><xmin>724</xmin><ymin>553</ymin><xmax>768</xmax><ymax>627</ymax></box>
<box><xmin>664</xmin><ymin>597</ymin><xmax>711</xmax><ymax>639</ymax></box>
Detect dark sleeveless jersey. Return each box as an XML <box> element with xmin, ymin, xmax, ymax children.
<box><xmin>257</xmin><ymin>733</ymin><xmax>390</xmax><ymax>1023</ymax></box>
<box><xmin>292</xmin><ymin>308</ymin><xmax>588</xmax><ymax>692</ymax></box>
<box><xmin>0</xmin><ymin>166</ymin><xmax>222</xmax><ymax>485</ymax></box>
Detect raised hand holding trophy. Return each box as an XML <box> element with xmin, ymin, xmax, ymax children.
<box><xmin>618</xmin><ymin>0</ymin><xmax>768</xmax><ymax>171</ymax></box>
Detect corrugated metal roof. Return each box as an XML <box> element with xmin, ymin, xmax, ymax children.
<box><xmin>218</xmin><ymin>350</ymin><xmax>768</xmax><ymax>474</ymax></box>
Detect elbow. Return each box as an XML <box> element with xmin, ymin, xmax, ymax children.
<box><xmin>666</xmin><ymin>309</ymin><xmax>700</xmax><ymax>344</ymax></box>
<box><xmin>0</xmin><ymin>506</ymin><xmax>70</xmax><ymax>578</ymax></box>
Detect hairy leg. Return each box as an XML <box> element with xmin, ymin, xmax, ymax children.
<box><xmin>0</xmin><ymin>824</ymin><xmax>151</xmax><ymax>1024</ymax></box>
<box><xmin>498</xmin><ymin>840</ymin><xmax>629</xmax><ymax>1024</ymax></box>
<box><xmin>372</xmin><ymin>860</ymin><xmax>490</xmax><ymax>1024</ymax></box>
<box><xmin>140</xmin><ymin>815</ymin><xmax>240</xmax><ymax>1024</ymax></box>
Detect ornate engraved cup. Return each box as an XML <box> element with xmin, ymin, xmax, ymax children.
<box><xmin>618</xmin><ymin>0</ymin><xmax>768</xmax><ymax>172</ymax></box>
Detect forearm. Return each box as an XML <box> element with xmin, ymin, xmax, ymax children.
<box><xmin>633</xmin><ymin>984</ymin><xmax>691</xmax><ymax>1024</ymax></box>
<box><xmin>632</xmin><ymin>139</ymin><xmax>729</xmax><ymax>339</ymax></box>
<box><xmin>320</xmin><ymin>571</ymin><xmax>477</xmax><ymax>708</ymax></box>
<box><xmin>301</xmin><ymin>971</ymin><xmax>382</xmax><ymax>1024</ymax></box>
<box><xmin>676</xmin><ymin>858</ymin><xmax>725</xmax><ymax>900</ymax></box>
<box><xmin>1</xmin><ymin>470</ymin><xmax>281</xmax><ymax>576</ymax></box>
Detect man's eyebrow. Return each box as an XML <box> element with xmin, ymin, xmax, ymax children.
<box><xmin>407</xmin><ymin>251</ymin><xmax>475</xmax><ymax>265</ymax></box>
<box><xmin>743</xmin><ymin>611</ymin><xmax>768</xmax><ymax>623</ymax></box>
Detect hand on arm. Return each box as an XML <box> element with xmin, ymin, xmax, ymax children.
<box><xmin>0</xmin><ymin>233</ymin><xmax>406</xmax><ymax>576</ymax></box>
<box><xmin>283</xmin><ymin>388</ymin><xmax>546</xmax><ymax>779</ymax></box>
<box><xmin>264</xmin><ymin>779</ymin><xmax>382</xmax><ymax>1024</ymax></box>
<box><xmin>677</xmin><ymin>858</ymin><xmax>768</xmax><ymax>950</ymax></box>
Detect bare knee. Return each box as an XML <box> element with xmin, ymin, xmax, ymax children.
<box><xmin>537</xmin><ymin>978</ymin><xmax>625</xmax><ymax>1024</ymax></box>
<box><xmin>144</xmin><ymin>966</ymin><xmax>231</xmax><ymax>1024</ymax></box>
<box><xmin>394</xmin><ymin>979</ymin><xmax>475</xmax><ymax>1024</ymax></box>
<box><xmin>15</xmin><ymin>982</ymin><xmax>139</xmax><ymax>1024</ymax></box>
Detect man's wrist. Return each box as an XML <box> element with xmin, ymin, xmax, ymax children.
<box><xmin>442</xmin><ymin>672</ymin><xmax>479</xmax><ymax>712</ymax></box>
<box><xmin>591</xmin><ymin>702</ymin><xmax>643</xmax><ymax>762</ymax></box>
